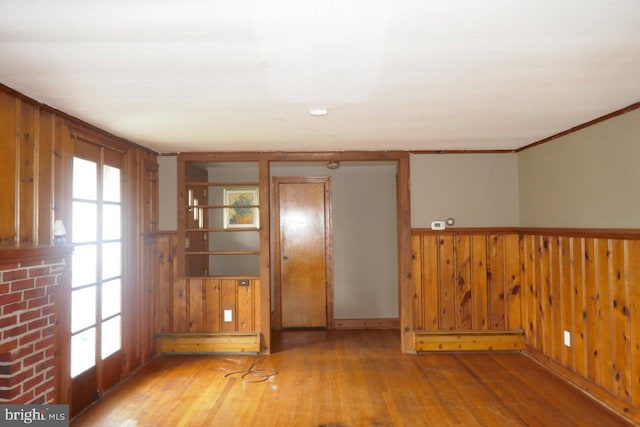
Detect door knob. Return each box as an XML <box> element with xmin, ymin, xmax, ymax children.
<box><xmin>283</xmin><ymin>256</ymin><xmax>288</xmax><ymax>261</ymax></box>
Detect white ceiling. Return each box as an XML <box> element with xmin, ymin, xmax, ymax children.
<box><xmin>1</xmin><ymin>1</ymin><xmax>639</xmax><ymax>153</ymax></box>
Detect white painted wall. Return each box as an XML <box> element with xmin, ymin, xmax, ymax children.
<box><xmin>518</xmin><ymin>108</ymin><xmax>640</xmax><ymax>228</ymax></box>
<box><xmin>157</xmin><ymin>155</ymin><xmax>177</xmax><ymax>230</ymax></box>
<box><xmin>271</xmin><ymin>162</ymin><xmax>398</xmax><ymax>319</ymax></box>
<box><xmin>410</xmin><ymin>153</ymin><xmax>519</xmax><ymax>228</ymax></box>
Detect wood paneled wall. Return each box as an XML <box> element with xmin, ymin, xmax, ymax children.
<box><xmin>154</xmin><ymin>232</ymin><xmax>259</xmax><ymax>334</ymax></box>
<box><xmin>411</xmin><ymin>230</ymin><xmax>521</xmax><ymax>332</ymax></box>
<box><xmin>520</xmin><ymin>230</ymin><xmax>640</xmax><ymax>421</ymax></box>
<box><xmin>0</xmin><ymin>90</ymin><xmax>71</xmax><ymax>247</ymax></box>
<box><xmin>0</xmin><ymin>84</ymin><xmax>159</xmax><ymax>402</ymax></box>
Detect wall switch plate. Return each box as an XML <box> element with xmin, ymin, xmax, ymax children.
<box><xmin>431</xmin><ymin>221</ymin><xmax>446</xmax><ymax>230</ymax></box>
<box><xmin>563</xmin><ymin>330</ymin><xmax>571</xmax><ymax>347</ymax></box>
<box><xmin>224</xmin><ymin>310</ymin><xmax>232</xmax><ymax>322</ymax></box>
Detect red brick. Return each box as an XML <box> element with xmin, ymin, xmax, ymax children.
<box><xmin>0</xmin><ymin>361</ymin><xmax>20</xmax><ymax>375</ymax></box>
<box><xmin>3</xmin><ymin>301</ymin><xmax>27</xmax><ymax>315</ymax></box>
<box><xmin>28</xmin><ymin>266</ymin><xmax>50</xmax><ymax>278</ymax></box>
<box><xmin>41</xmin><ymin>325</ymin><xmax>54</xmax><ymax>337</ymax></box>
<box><xmin>0</xmin><ymin>314</ymin><xmax>18</xmax><ymax>329</ymax></box>
<box><xmin>27</xmin><ymin>318</ymin><xmax>47</xmax><ymax>331</ymax></box>
<box><xmin>35</xmin><ymin>275</ymin><xmax>56</xmax><ymax>287</ymax></box>
<box><xmin>1</xmin><ymin>269</ymin><xmax>27</xmax><ymax>282</ymax></box>
<box><xmin>13</xmin><ymin>388</ymin><xmax>35</xmax><ymax>404</ymax></box>
<box><xmin>11</xmin><ymin>278</ymin><xmax>36</xmax><ymax>292</ymax></box>
<box><xmin>3</xmin><ymin>324</ymin><xmax>27</xmax><ymax>339</ymax></box>
<box><xmin>45</xmin><ymin>284</ymin><xmax>57</xmax><ymax>296</ymax></box>
<box><xmin>10</xmin><ymin>343</ymin><xmax>34</xmax><ymax>361</ymax></box>
<box><xmin>23</xmin><ymin>287</ymin><xmax>45</xmax><ymax>300</ymax></box>
<box><xmin>0</xmin><ymin>342</ymin><xmax>19</xmax><ymax>361</ymax></box>
<box><xmin>0</xmin><ymin>384</ymin><xmax>21</xmax><ymax>400</ymax></box>
<box><xmin>22</xmin><ymin>350</ymin><xmax>44</xmax><ymax>367</ymax></box>
<box><xmin>0</xmin><ymin>292</ymin><xmax>22</xmax><ymax>306</ymax></box>
<box><xmin>0</xmin><ymin>283</ymin><xmax>9</xmax><ymax>295</ymax></box>
<box><xmin>0</xmin><ymin>367</ymin><xmax>33</xmax><ymax>387</ymax></box>
<box><xmin>49</xmin><ymin>265</ymin><xmax>64</xmax><ymax>274</ymax></box>
<box><xmin>21</xmin><ymin>372</ymin><xmax>44</xmax><ymax>392</ymax></box>
<box><xmin>44</xmin><ymin>347</ymin><xmax>56</xmax><ymax>358</ymax></box>
<box><xmin>34</xmin><ymin>381</ymin><xmax>52</xmax><ymax>396</ymax></box>
<box><xmin>40</xmin><ymin>304</ymin><xmax>55</xmax><ymax>317</ymax></box>
<box><xmin>31</xmin><ymin>394</ymin><xmax>46</xmax><ymax>405</ymax></box>
<box><xmin>18</xmin><ymin>260</ymin><xmax>43</xmax><ymax>268</ymax></box>
<box><xmin>34</xmin><ymin>336</ymin><xmax>55</xmax><ymax>352</ymax></box>
<box><xmin>0</xmin><ymin>263</ymin><xmax>20</xmax><ymax>271</ymax></box>
<box><xmin>19</xmin><ymin>330</ymin><xmax>42</xmax><ymax>347</ymax></box>
<box><xmin>35</xmin><ymin>356</ymin><xmax>55</xmax><ymax>373</ymax></box>
<box><xmin>19</xmin><ymin>308</ymin><xmax>41</xmax><ymax>323</ymax></box>
<box><xmin>27</xmin><ymin>297</ymin><xmax>48</xmax><ymax>309</ymax></box>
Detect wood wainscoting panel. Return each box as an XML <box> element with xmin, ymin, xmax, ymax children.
<box><xmin>414</xmin><ymin>330</ymin><xmax>525</xmax><ymax>352</ymax></box>
<box><xmin>519</xmin><ymin>229</ymin><xmax>640</xmax><ymax>424</ymax></box>
<box><xmin>334</xmin><ymin>318</ymin><xmax>400</xmax><ymax>329</ymax></box>
<box><xmin>156</xmin><ymin>333</ymin><xmax>260</xmax><ymax>353</ymax></box>
<box><xmin>411</xmin><ymin>229</ymin><xmax>522</xmax><ymax>334</ymax></box>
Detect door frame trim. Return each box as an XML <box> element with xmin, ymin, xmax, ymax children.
<box><xmin>272</xmin><ymin>176</ymin><xmax>333</xmax><ymax>330</ymax></box>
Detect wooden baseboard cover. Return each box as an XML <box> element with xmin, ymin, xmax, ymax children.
<box><xmin>156</xmin><ymin>333</ymin><xmax>260</xmax><ymax>354</ymax></box>
<box><xmin>334</xmin><ymin>318</ymin><xmax>400</xmax><ymax>329</ymax></box>
<box><xmin>414</xmin><ymin>330</ymin><xmax>525</xmax><ymax>352</ymax></box>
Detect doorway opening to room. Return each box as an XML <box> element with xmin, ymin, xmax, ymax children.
<box><xmin>270</xmin><ymin>161</ymin><xmax>400</xmax><ymax>340</ymax></box>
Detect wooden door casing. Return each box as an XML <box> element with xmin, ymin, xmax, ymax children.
<box><xmin>273</xmin><ymin>177</ymin><xmax>333</xmax><ymax>329</ymax></box>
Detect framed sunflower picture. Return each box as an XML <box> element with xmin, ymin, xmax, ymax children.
<box><xmin>223</xmin><ymin>187</ymin><xmax>259</xmax><ymax>229</ymax></box>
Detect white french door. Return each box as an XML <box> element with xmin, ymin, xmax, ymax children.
<box><xmin>70</xmin><ymin>141</ymin><xmax>123</xmax><ymax>416</ymax></box>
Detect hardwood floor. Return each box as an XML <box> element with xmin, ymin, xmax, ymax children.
<box><xmin>72</xmin><ymin>330</ymin><xmax>633</xmax><ymax>426</ymax></box>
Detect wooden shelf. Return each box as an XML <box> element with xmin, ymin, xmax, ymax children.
<box><xmin>185</xmin><ymin>181</ymin><xmax>259</xmax><ymax>187</ymax></box>
<box><xmin>185</xmin><ymin>228</ymin><xmax>259</xmax><ymax>232</ymax></box>
<box><xmin>185</xmin><ymin>251</ymin><xmax>259</xmax><ymax>256</ymax></box>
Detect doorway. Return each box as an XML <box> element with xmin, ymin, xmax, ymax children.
<box><xmin>70</xmin><ymin>140</ymin><xmax>124</xmax><ymax>416</ymax></box>
<box><xmin>273</xmin><ymin>177</ymin><xmax>333</xmax><ymax>329</ymax></box>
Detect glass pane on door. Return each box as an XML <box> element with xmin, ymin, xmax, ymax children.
<box><xmin>71</xmin><ymin>287</ymin><xmax>96</xmax><ymax>333</ymax></box>
<box><xmin>71</xmin><ymin>328</ymin><xmax>96</xmax><ymax>377</ymax></box>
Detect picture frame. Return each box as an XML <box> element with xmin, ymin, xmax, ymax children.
<box><xmin>223</xmin><ymin>187</ymin><xmax>260</xmax><ymax>229</ymax></box>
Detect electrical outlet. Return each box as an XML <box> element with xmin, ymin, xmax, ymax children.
<box><xmin>563</xmin><ymin>330</ymin><xmax>571</xmax><ymax>347</ymax></box>
<box><xmin>224</xmin><ymin>310</ymin><xmax>232</xmax><ymax>322</ymax></box>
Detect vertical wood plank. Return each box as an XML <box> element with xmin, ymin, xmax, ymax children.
<box><xmin>37</xmin><ymin>110</ymin><xmax>54</xmax><ymax>245</ymax></box>
<box><xmin>560</xmin><ymin>237</ymin><xmax>573</xmax><ymax>368</ymax></box>
<box><xmin>596</xmin><ymin>239</ymin><xmax>613</xmax><ymax>393</ymax></box>
<box><xmin>572</xmin><ymin>238</ymin><xmax>588</xmax><ymax>378</ymax></box>
<box><xmin>0</xmin><ymin>92</ymin><xmax>17</xmax><ymax>246</ymax></box>
<box><xmin>540</xmin><ymin>236</ymin><xmax>552</xmax><ymax>355</ymax></box>
<box><xmin>237</xmin><ymin>279</ymin><xmax>255</xmax><ymax>332</ymax></box>
<box><xmin>188</xmin><ymin>278</ymin><xmax>204</xmax><ymax>332</ymax></box>
<box><xmin>471</xmin><ymin>235</ymin><xmax>488</xmax><ymax>331</ymax></box>
<box><xmin>438</xmin><ymin>235</ymin><xmax>455</xmax><ymax>330</ymax></box>
<box><xmin>611</xmin><ymin>239</ymin><xmax>630</xmax><ymax>401</ymax></box>
<box><xmin>205</xmin><ymin>279</ymin><xmax>221</xmax><ymax>333</ymax></box>
<box><xmin>411</xmin><ymin>235</ymin><xmax>424</xmax><ymax>330</ymax></box>
<box><xmin>524</xmin><ymin>235</ymin><xmax>538</xmax><ymax>348</ymax></box>
<box><xmin>156</xmin><ymin>234</ymin><xmax>174</xmax><ymax>333</ymax></box>
<box><xmin>488</xmin><ymin>235</ymin><xmax>505</xmax><ymax>329</ymax></box>
<box><xmin>422</xmin><ymin>235</ymin><xmax>439</xmax><ymax>331</ymax></box>
<box><xmin>628</xmin><ymin>240</ymin><xmax>640</xmax><ymax>406</ymax></box>
<box><xmin>173</xmin><ymin>278</ymin><xmax>188</xmax><ymax>333</ymax></box>
<box><xmin>584</xmin><ymin>238</ymin><xmax>598</xmax><ymax>382</ymax></box>
<box><xmin>550</xmin><ymin>237</ymin><xmax>562</xmax><ymax>361</ymax></box>
<box><xmin>505</xmin><ymin>234</ymin><xmax>521</xmax><ymax>330</ymax></box>
<box><xmin>221</xmin><ymin>279</ymin><xmax>237</xmax><ymax>332</ymax></box>
<box><xmin>455</xmin><ymin>235</ymin><xmax>472</xmax><ymax>329</ymax></box>
<box><xmin>18</xmin><ymin>101</ymin><xmax>37</xmax><ymax>246</ymax></box>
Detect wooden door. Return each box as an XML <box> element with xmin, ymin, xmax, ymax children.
<box><xmin>274</xmin><ymin>177</ymin><xmax>332</xmax><ymax>329</ymax></box>
<box><xmin>70</xmin><ymin>140</ymin><xmax>124</xmax><ymax>416</ymax></box>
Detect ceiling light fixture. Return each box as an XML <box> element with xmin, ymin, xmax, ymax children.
<box><xmin>326</xmin><ymin>161</ymin><xmax>340</xmax><ymax>170</ymax></box>
<box><xmin>309</xmin><ymin>108</ymin><xmax>328</xmax><ymax>116</ymax></box>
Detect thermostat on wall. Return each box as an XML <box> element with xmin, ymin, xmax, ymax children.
<box><xmin>431</xmin><ymin>221</ymin><xmax>446</xmax><ymax>230</ymax></box>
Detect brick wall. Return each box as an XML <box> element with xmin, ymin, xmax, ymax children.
<box><xmin>0</xmin><ymin>253</ymin><xmax>66</xmax><ymax>404</ymax></box>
